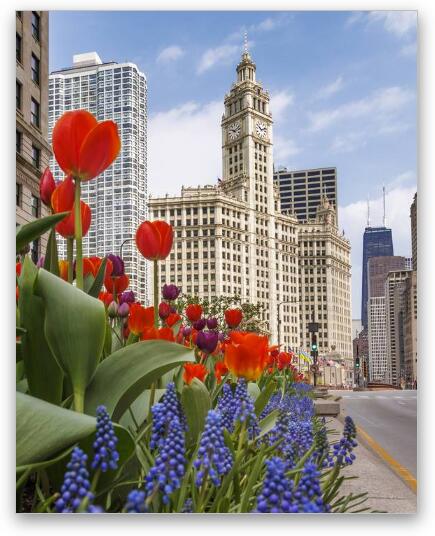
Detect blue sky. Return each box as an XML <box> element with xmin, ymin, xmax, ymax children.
<box><xmin>49</xmin><ymin>11</ymin><xmax>417</xmax><ymax>318</ymax></box>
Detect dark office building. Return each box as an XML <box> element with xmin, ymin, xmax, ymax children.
<box><xmin>273</xmin><ymin>167</ymin><xmax>337</xmax><ymax>223</ymax></box>
<box><xmin>361</xmin><ymin>226</ymin><xmax>394</xmax><ymax>328</ymax></box>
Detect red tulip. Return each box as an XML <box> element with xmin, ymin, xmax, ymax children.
<box><xmin>141</xmin><ymin>326</ymin><xmax>175</xmax><ymax>342</ymax></box>
<box><xmin>128</xmin><ymin>303</ymin><xmax>154</xmax><ymax>336</ymax></box>
<box><xmin>58</xmin><ymin>260</ymin><xmax>69</xmax><ymax>281</ymax></box>
<box><xmin>135</xmin><ymin>220</ymin><xmax>173</xmax><ymax>261</ymax></box>
<box><xmin>224</xmin><ymin>308</ymin><xmax>243</xmax><ymax>328</ymax></box>
<box><xmin>185</xmin><ymin>304</ymin><xmax>203</xmax><ymax>322</ymax></box>
<box><xmin>158</xmin><ymin>302</ymin><xmax>171</xmax><ymax>320</ymax></box>
<box><xmin>277</xmin><ymin>351</ymin><xmax>292</xmax><ymax>370</ymax></box>
<box><xmin>51</xmin><ymin>176</ymin><xmax>75</xmax><ymax>213</ymax></box>
<box><xmin>55</xmin><ymin>200</ymin><xmax>91</xmax><ymax>239</ymax></box>
<box><xmin>183</xmin><ymin>363</ymin><xmax>208</xmax><ymax>385</ymax></box>
<box><xmin>83</xmin><ymin>256</ymin><xmax>113</xmax><ymax>278</ymax></box>
<box><xmin>166</xmin><ymin>312</ymin><xmax>182</xmax><ymax>328</ymax></box>
<box><xmin>16</xmin><ymin>262</ymin><xmax>22</xmax><ymax>278</ymax></box>
<box><xmin>104</xmin><ymin>273</ymin><xmax>129</xmax><ymax>294</ymax></box>
<box><xmin>214</xmin><ymin>361</ymin><xmax>229</xmax><ymax>384</ymax></box>
<box><xmin>98</xmin><ymin>291</ymin><xmax>113</xmax><ymax>308</ymax></box>
<box><xmin>52</xmin><ymin>110</ymin><xmax>120</xmax><ymax>181</ymax></box>
<box><xmin>39</xmin><ymin>167</ymin><xmax>56</xmax><ymax>207</ymax></box>
<box><xmin>224</xmin><ymin>331</ymin><xmax>269</xmax><ymax>381</ymax></box>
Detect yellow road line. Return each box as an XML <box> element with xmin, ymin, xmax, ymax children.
<box><xmin>356</xmin><ymin>424</ymin><xmax>417</xmax><ymax>494</ymax></box>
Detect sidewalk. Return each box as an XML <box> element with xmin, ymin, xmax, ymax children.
<box><xmin>328</xmin><ymin>417</ymin><xmax>417</xmax><ymax>513</ymax></box>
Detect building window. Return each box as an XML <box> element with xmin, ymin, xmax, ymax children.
<box><xmin>16</xmin><ymin>130</ymin><xmax>22</xmax><ymax>153</ymax></box>
<box><xmin>31</xmin><ymin>239</ymin><xmax>39</xmax><ymax>264</ymax></box>
<box><xmin>16</xmin><ymin>80</ymin><xmax>22</xmax><ymax>110</ymax></box>
<box><xmin>32</xmin><ymin>12</ymin><xmax>40</xmax><ymax>41</ymax></box>
<box><xmin>16</xmin><ymin>33</ymin><xmax>22</xmax><ymax>62</ymax></box>
<box><xmin>31</xmin><ymin>98</ymin><xmax>40</xmax><ymax>127</ymax></box>
<box><xmin>32</xmin><ymin>145</ymin><xmax>41</xmax><ymax>169</ymax></box>
<box><xmin>31</xmin><ymin>195</ymin><xmax>40</xmax><ymax>217</ymax></box>
<box><xmin>16</xmin><ymin>183</ymin><xmax>22</xmax><ymax>206</ymax></box>
<box><xmin>31</xmin><ymin>54</ymin><xmax>40</xmax><ymax>85</ymax></box>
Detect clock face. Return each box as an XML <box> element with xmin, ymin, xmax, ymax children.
<box><xmin>228</xmin><ymin>121</ymin><xmax>241</xmax><ymax>141</ymax></box>
<box><xmin>256</xmin><ymin>121</ymin><xmax>268</xmax><ymax>139</ymax></box>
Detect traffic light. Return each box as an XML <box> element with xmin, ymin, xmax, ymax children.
<box><xmin>311</xmin><ymin>335</ymin><xmax>318</xmax><ymax>354</ymax></box>
<box><xmin>355</xmin><ymin>357</ymin><xmax>360</xmax><ymax>369</ymax></box>
<box><xmin>311</xmin><ymin>342</ymin><xmax>318</xmax><ymax>352</ymax></box>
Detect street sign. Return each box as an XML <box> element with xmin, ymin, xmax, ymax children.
<box><xmin>308</xmin><ymin>322</ymin><xmax>319</xmax><ymax>333</ymax></box>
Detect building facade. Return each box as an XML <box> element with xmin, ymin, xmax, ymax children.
<box><xmin>367</xmin><ymin>255</ymin><xmax>407</xmax><ymax>298</ymax></box>
<box><xmin>361</xmin><ymin>226</ymin><xmax>394</xmax><ymax>328</ymax></box>
<box><xmin>48</xmin><ymin>52</ymin><xmax>148</xmax><ymax>303</ymax></box>
<box><xmin>16</xmin><ymin>11</ymin><xmax>51</xmax><ymax>261</ymax></box>
<box><xmin>385</xmin><ymin>270</ymin><xmax>411</xmax><ymax>386</ymax></box>
<box><xmin>368</xmin><ymin>296</ymin><xmax>388</xmax><ymax>383</ymax></box>
<box><xmin>273</xmin><ymin>167</ymin><xmax>337</xmax><ymax>223</ymax></box>
<box><xmin>403</xmin><ymin>270</ymin><xmax>417</xmax><ymax>387</ymax></box>
<box><xmin>411</xmin><ymin>193</ymin><xmax>417</xmax><ymax>271</ymax></box>
<box><xmin>150</xmin><ymin>50</ymin><xmax>300</xmax><ymax>346</ymax></box>
<box><xmin>298</xmin><ymin>197</ymin><xmax>353</xmax><ymax>384</ymax></box>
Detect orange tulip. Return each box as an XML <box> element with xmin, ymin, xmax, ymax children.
<box><xmin>128</xmin><ymin>303</ymin><xmax>154</xmax><ymax>336</ymax></box>
<box><xmin>52</xmin><ymin>110</ymin><xmax>120</xmax><ymax>181</ymax></box>
<box><xmin>58</xmin><ymin>260</ymin><xmax>69</xmax><ymax>281</ymax></box>
<box><xmin>224</xmin><ymin>331</ymin><xmax>269</xmax><ymax>381</ymax></box>
<box><xmin>51</xmin><ymin>175</ymin><xmax>75</xmax><ymax>213</ymax></box>
<box><xmin>83</xmin><ymin>256</ymin><xmax>113</xmax><ymax>278</ymax></box>
<box><xmin>141</xmin><ymin>326</ymin><xmax>175</xmax><ymax>342</ymax></box>
<box><xmin>104</xmin><ymin>273</ymin><xmax>129</xmax><ymax>294</ymax></box>
<box><xmin>214</xmin><ymin>361</ymin><xmax>229</xmax><ymax>383</ymax></box>
<box><xmin>135</xmin><ymin>220</ymin><xmax>173</xmax><ymax>261</ymax></box>
<box><xmin>224</xmin><ymin>308</ymin><xmax>243</xmax><ymax>328</ymax></box>
<box><xmin>185</xmin><ymin>304</ymin><xmax>203</xmax><ymax>322</ymax></box>
<box><xmin>55</xmin><ymin>200</ymin><xmax>91</xmax><ymax>239</ymax></box>
<box><xmin>183</xmin><ymin>363</ymin><xmax>208</xmax><ymax>385</ymax></box>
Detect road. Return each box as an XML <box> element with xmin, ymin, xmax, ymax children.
<box><xmin>330</xmin><ymin>389</ymin><xmax>417</xmax><ymax>478</ymax></box>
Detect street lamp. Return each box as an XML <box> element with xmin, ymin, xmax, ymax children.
<box><xmin>119</xmin><ymin>237</ymin><xmax>135</xmax><ymax>258</ymax></box>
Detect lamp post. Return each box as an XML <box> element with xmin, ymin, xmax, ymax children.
<box><xmin>119</xmin><ymin>237</ymin><xmax>135</xmax><ymax>258</ymax></box>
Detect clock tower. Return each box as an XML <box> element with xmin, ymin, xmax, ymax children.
<box><xmin>221</xmin><ymin>48</ymin><xmax>274</xmax><ymax>214</ymax></box>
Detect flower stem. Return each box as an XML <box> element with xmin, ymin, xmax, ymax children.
<box><xmin>153</xmin><ymin>259</ymin><xmax>159</xmax><ymax>328</ymax></box>
<box><xmin>73</xmin><ymin>389</ymin><xmax>84</xmax><ymax>413</ymax></box>
<box><xmin>66</xmin><ymin>237</ymin><xmax>74</xmax><ymax>283</ymax></box>
<box><xmin>74</xmin><ymin>179</ymin><xmax>83</xmax><ymax>290</ymax></box>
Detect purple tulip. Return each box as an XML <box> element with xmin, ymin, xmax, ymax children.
<box><xmin>162</xmin><ymin>284</ymin><xmax>181</xmax><ymax>301</ymax></box>
<box><xmin>107</xmin><ymin>254</ymin><xmax>125</xmax><ymax>277</ymax></box>
<box><xmin>119</xmin><ymin>290</ymin><xmax>135</xmax><ymax>305</ymax></box>
<box><xmin>183</xmin><ymin>326</ymin><xmax>192</xmax><ymax>338</ymax></box>
<box><xmin>193</xmin><ymin>318</ymin><xmax>206</xmax><ymax>331</ymax></box>
<box><xmin>196</xmin><ymin>331</ymin><xmax>219</xmax><ymax>354</ymax></box>
<box><xmin>118</xmin><ymin>302</ymin><xmax>130</xmax><ymax>317</ymax></box>
<box><xmin>206</xmin><ymin>317</ymin><xmax>218</xmax><ymax>330</ymax></box>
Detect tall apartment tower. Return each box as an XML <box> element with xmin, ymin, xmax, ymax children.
<box><xmin>149</xmin><ymin>49</ymin><xmax>300</xmax><ymax>346</ymax></box>
<box><xmin>410</xmin><ymin>192</ymin><xmax>417</xmax><ymax>271</ymax></box>
<box><xmin>273</xmin><ymin>167</ymin><xmax>337</xmax><ymax>223</ymax></box>
<box><xmin>368</xmin><ymin>296</ymin><xmax>388</xmax><ymax>382</ymax></box>
<box><xmin>404</xmin><ymin>270</ymin><xmax>417</xmax><ymax>386</ymax></box>
<box><xmin>385</xmin><ymin>270</ymin><xmax>412</xmax><ymax>386</ymax></box>
<box><xmin>361</xmin><ymin>226</ymin><xmax>394</xmax><ymax>328</ymax></box>
<box><xmin>298</xmin><ymin>196</ymin><xmax>353</xmax><ymax>384</ymax></box>
<box><xmin>16</xmin><ymin>11</ymin><xmax>51</xmax><ymax>261</ymax></box>
<box><xmin>48</xmin><ymin>52</ymin><xmax>148</xmax><ymax>303</ymax></box>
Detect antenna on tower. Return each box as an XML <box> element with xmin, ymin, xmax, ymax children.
<box><xmin>243</xmin><ymin>31</ymin><xmax>248</xmax><ymax>53</ymax></box>
<box><xmin>382</xmin><ymin>184</ymin><xmax>387</xmax><ymax>227</ymax></box>
<box><xmin>367</xmin><ymin>195</ymin><xmax>371</xmax><ymax>227</ymax></box>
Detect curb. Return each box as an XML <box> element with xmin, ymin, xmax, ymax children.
<box><xmin>335</xmin><ymin>413</ymin><xmax>417</xmax><ymax>494</ymax></box>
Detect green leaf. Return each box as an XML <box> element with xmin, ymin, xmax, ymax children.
<box><xmin>254</xmin><ymin>378</ymin><xmax>276</xmax><ymax>416</ymax></box>
<box><xmin>34</xmin><ymin>269</ymin><xmax>106</xmax><ymax>412</ymax></box>
<box><xmin>84</xmin><ymin>340</ymin><xmax>195</xmax><ymax>421</ymax></box>
<box><xmin>16</xmin><ymin>212</ymin><xmax>69</xmax><ymax>253</ymax></box>
<box><xmin>181</xmin><ymin>378</ymin><xmax>211</xmax><ymax>446</ymax></box>
<box><xmin>258</xmin><ymin>408</ymin><xmax>279</xmax><ymax>438</ymax></box>
<box><xmin>18</xmin><ymin>257</ymin><xmax>63</xmax><ymax>404</ymax></box>
<box><xmin>42</xmin><ymin>228</ymin><xmax>60</xmax><ymax>277</ymax></box>
<box><xmin>119</xmin><ymin>388</ymin><xmax>166</xmax><ymax>431</ymax></box>
<box><xmin>87</xmin><ymin>257</ymin><xmax>108</xmax><ymax>298</ymax></box>
<box><xmin>247</xmin><ymin>382</ymin><xmax>261</xmax><ymax>401</ymax></box>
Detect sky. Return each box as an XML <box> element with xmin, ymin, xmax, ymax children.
<box><xmin>49</xmin><ymin>10</ymin><xmax>417</xmax><ymax>318</ymax></box>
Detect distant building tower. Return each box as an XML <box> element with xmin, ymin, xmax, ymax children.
<box><xmin>367</xmin><ymin>256</ymin><xmax>408</xmax><ymax>298</ymax></box>
<box><xmin>273</xmin><ymin>167</ymin><xmax>337</xmax><ymax>223</ymax></box>
<box><xmin>48</xmin><ymin>52</ymin><xmax>149</xmax><ymax>303</ymax></box>
<box><xmin>410</xmin><ymin>193</ymin><xmax>417</xmax><ymax>271</ymax></box>
<box><xmin>16</xmin><ymin>11</ymin><xmax>51</xmax><ymax>261</ymax></box>
<box><xmin>368</xmin><ymin>296</ymin><xmax>388</xmax><ymax>383</ymax></box>
<box><xmin>403</xmin><ymin>270</ymin><xmax>417</xmax><ymax>387</ymax></box>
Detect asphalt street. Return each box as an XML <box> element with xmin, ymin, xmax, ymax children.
<box><xmin>330</xmin><ymin>389</ymin><xmax>417</xmax><ymax>478</ymax></box>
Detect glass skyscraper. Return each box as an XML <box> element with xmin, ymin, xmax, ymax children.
<box><xmin>48</xmin><ymin>52</ymin><xmax>148</xmax><ymax>304</ymax></box>
<box><xmin>361</xmin><ymin>226</ymin><xmax>394</xmax><ymax>328</ymax></box>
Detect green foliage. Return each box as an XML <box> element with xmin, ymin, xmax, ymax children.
<box><xmin>181</xmin><ymin>378</ymin><xmax>211</xmax><ymax>446</ymax></box>
<box><xmin>16</xmin><ymin>212</ymin><xmax>69</xmax><ymax>254</ymax></box>
<box><xmin>43</xmin><ymin>229</ymin><xmax>60</xmax><ymax>276</ymax></box>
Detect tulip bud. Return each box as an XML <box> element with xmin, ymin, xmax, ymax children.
<box><xmin>119</xmin><ymin>290</ymin><xmax>135</xmax><ymax>305</ymax></box>
<box><xmin>193</xmin><ymin>317</ymin><xmax>206</xmax><ymax>331</ymax></box>
<box><xmin>183</xmin><ymin>326</ymin><xmax>192</xmax><ymax>338</ymax></box>
<box><xmin>108</xmin><ymin>301</ymin><xmax>118</xmax><ymax>318</ymax></box>
<box><xmin>107</xmin><ymin>253</ymin><xmax>125</xmax><ymax>277</ymax></box>
<box><xmin>196</xmin><ymin>331</ymin><xmax>219</xmax><ymax>354</ymax></box>
<box><xmin>118</xmin><ymin>302</ymin><xmax>130</xmax><ymax>317</ymax></box>
<box><xmin>206</xmin><ymin>316</ymin><xmax>218</xmax><ymax>330</ymax></box>
<box><xmin>159</xmin><ymin>302</ymin><xmax>171</xmax><ymax>320</ymax></box>
<box><xmin>39</xmin><ymin>167</ymin><xmax>56</xmax><ymax>207</ymax></box>
<box><xmin>162</xmin><ymin>283</ymin><xmax>181</xmax><ymax>301</ymax></box>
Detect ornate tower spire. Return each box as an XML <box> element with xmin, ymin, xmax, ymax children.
<box><xmin>244</xmin><ymin>30</ymin><xmax>248</xmax><ymax>54</ymax></box>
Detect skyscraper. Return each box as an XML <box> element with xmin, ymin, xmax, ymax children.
<box><xmin>367</xmin><ymin>255</ymin><xmax>408</xmax><ymax>298</ymax></box>
<box><xmin>273</xmin><ymin>167</ymin><xmax>337</xmax><ymax>223</ymax></box>
<box><xmin>368</xmin><ymin>296</ymin><xmax>388</xmax><ymax>383</ymax></box>
<box><xmin>48</xmin><ymin>52</ymin><xmax>148</xmax><ymax>303</ymax></box>
<box><xmin>361</xmin><ymin>226</ymin><xmax>394</xmax><ymax>328</ymax></box>
<box><xmin>16</xmin><ymin>11</ymin><xmax>51</xmax><ymax>262</ymax></box>
<box><xmin>410</xmin><ymin>192</ymin><xmax>417</xmax><ymax>271</ymax></box>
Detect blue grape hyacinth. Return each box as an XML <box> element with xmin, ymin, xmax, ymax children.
<box><xmin>292</xmin><ymin>461</ymin><xmax>330</xmax><ymax>513</ymax></box>
<box><xmin>255</xmin><ymin>457</ymin><xmax>294</xmax><ymax>513</ymax></box>
<box><xmin>92</xmin><ymin>405</ymin><xmax>119</xmax><ymax>472</ymax></box>
<box><xmin>54</xmin><ymin>447</ymin><xmax>96</xmax><ymax>513</ymax></box>
<box><xmin>150</xmin><ymin>382</ymin><xmax>186</xmax><ymax>451</ymax></box>
<box><xmin>233</xmin><ymin>378</ymin><xmax>260</xmax><ymax>439</ymax></box>
<box><xmin>194</xmin><ymin>410</ymin><xmax>233</xmax><ymax>487</ymax></box>
<box><xmin>216</xmin><ymin>383</ymin><xmax>236</xmax><ymax>432</ymax></box>
<box><xmin>330</xmin><ymin>415</ymin><xmax>358</xmax><ymax>467</ymax></box>
<box><xmin>125</xmin><ymin>489</ymin><xmax>148</xmax><ymax>513</ymax></box>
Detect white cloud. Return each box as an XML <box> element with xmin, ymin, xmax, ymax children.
<box><xmin>368</xmin><ymin>11</ymin><xmax>417</xmax><ymax>37</ymax></box>
<box><xmin>345</xmin><ymin>12</ymin><xmax>364</xmax><ymax>27</ymax></box>
<box><xmin>270</xmin><ymin>90</ymin><xmax>294</xmax><ymax>117</ymax></box>
<box><xmin>400</xmin><ymin>41</ymin><xmax>417</xmax><ymax>57</ymax></box>
<box><xmin>148</xmin><ymin>100</ymin><xmax>223</xmax><ymax>196</ymax></box>
<box><xmin>315</xmin><ymin>76</ymin><xmax>344</xmax><ymax>100</ymax></box>
<box><xmin>330</xmin><ymin>132</ymin><xmax>367</xmax><ymax>153</ymax></box>
<box><xmin>156</xmin><ymin>45</ymin><xmax>185</xmax><ymax>64</ymax></box>
<box><xmin>308</xmin><ymin>86</ymin><xmax>414</xmax><ymax>132</ymax></box>
<box><xmin>197</xmin><ymin>44</ymin><xmax>240</xmax><ymax>74</ymax></box>
<box><xmin>273</xmin><ymin>135</ymin><xmax>300</xmax><ymax>162</ymax></box>
<box><xmin>339</xmin><ymin>181</ymin><xmax>416</xmax><ymax>317</ymax></box>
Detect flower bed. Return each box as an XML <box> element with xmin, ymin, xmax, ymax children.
<box><xmin>16</xmin><ymin>110</ymin><xmax>368</xmax><ymax>514</ymax></box>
